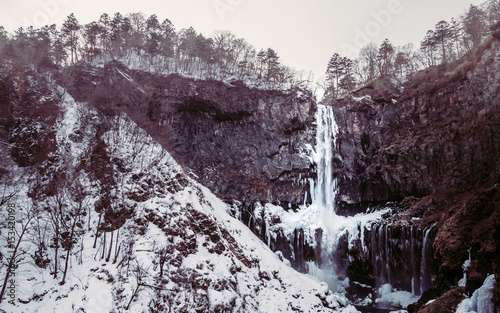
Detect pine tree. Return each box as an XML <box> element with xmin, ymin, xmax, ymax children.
<box><xmin>326</xmin><ymin>53</ymin><xmax>342</xmax><ymax>96</ymax></box>
<box><xmin>0</xmin><ymin>26</ymin><xmax>8</xmax><ymax>52</ymax></box>
<box><xmin>485</xmin><ymin>0</ymin><xmax>500</xmax><ymax>27</ymax></box>
<box><xmin>462</xmin><ymin>4</ymin><xmax>487</xmax><ymax>49</ymax></box>
<box><xmin>98</xmin><ymin>13</ymin><xmax>111</xmax><ymax>53</ymax></box>
<box><xmin>265</xmin><ymin>48</ymin><xmax>280</xmax><ymax>82</ymax></box>
<box><xmin>256</xmin><ymin>49</ymin><xmax>266</xmax><ymax>79</ymax></box>
<box><xmin>377</xmin><ymin>39</ymin><xmax>395</xmax><ymax>77</ymax></box>
<box><xmin>84</xmin><ymin>22</ymin><xmax>102</xmax><ymax>60</ymax></box>
<box><xmin>178</xmin><ymin>27</ymin><xmax>198</xmax><ymax>71</ymax></box>
<box><xmin>160</xmin><ymin>19</ymin><xmax>175</xmax><ymax>59</ymax></box>
<box><xmin>433</xmin><ymin>20</ymin><xmax>453</xmax><ymax>63</ymax></box>
<box><xmin>61</xmin><ymin>13</ymin><xmax>81</xmax><ymax>64</ymax></box>
<box><xmin>394</xmin><ymin>51</ymin><xmax>408</xmax><ymax>79</ymax></box>
<box><xmin>450</xmin><ymin>18</ymin><xmax>463</xmax><ymax>59</ymax></box>
<box><xmin>109</xmin><ymin>13</ymin><xmax>131</xmax><ymax>56</ymax></box>
<box><xmin>128</xmin><ymin>12</ymin><xmax>146</xmax><ymax>54</ymax></box>
<box><xmin>326</xmin><ymin>53</ymin><xmax>353</xmax><ymax>97</ymax></box>
<box><xmin>195</xmin><ymin>34</ymin><xmax>213</xmax><ymax>67</ymax></box>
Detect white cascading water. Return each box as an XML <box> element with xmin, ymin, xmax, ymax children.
<box><xmin>307</xmin><ymin>105</ymin><xmax>341</xmax><ymax>289</ymax></box>
<box><xmin>310</xmin><ymin>105</ymin><xmax>339</xmax><ymax>240</ymax></box>
<box><xmin>303</xmin><ymin>104</ymin><xmax>435</xmax><ymax>299</ymax></box>
<box><xmin>419</xmin><ymin>223</ymin><xmax>436</xmax><ymax>295</ymax></box>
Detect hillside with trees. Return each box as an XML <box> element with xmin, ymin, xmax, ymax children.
<box><xmin>322</xmin><ymin>0</ymin><xmax>500</xmax><ymax>98</ymax></box>
<box><xmin>1</xmin><ymin>1</ymin><xmax>500</xmax><ymax>312</ymax></box>
<box><xmin>0</xmin><ymin>12</ymin><xmax>312</xmax><ymax>91</ymax></box>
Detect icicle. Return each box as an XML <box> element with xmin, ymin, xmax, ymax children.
<box><xmin>309</xmin><ymin>178</ymin><xmax>316</xmax><ymax>206</ymax></box>
<box><xmin>459</xmin><ymin>248</ymin><xmax>472</xmax><ymax>287</ymax></box>
<box><xmin>384</xmin><ymin>225</ymin><xmax>390</xmax><ymax>285</ymax></box>
<box><xmin>410</xmin><ymin>225</ymin><xmax>415</xmax><ymax>290</ymax></box>
<box><xmin>360</xmin><ymin>222</ymin><xmax>366</xmax><ymax>253</ymax></box>
<box><xmin>265</xmin><ymin>215</ymin><xmax>271</xmax><ymax>247</ymax></box>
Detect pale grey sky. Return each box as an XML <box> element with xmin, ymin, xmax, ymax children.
<box><xmin>0</xmin><ymin>0</ymin><xmax>487</xmax><ymax>79</ymax></box>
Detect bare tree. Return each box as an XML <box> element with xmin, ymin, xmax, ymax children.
<box><xmin>359</xmin><ymin>43</ymin><xmax>379</xmax><ymax>82</ymax></box>
<box><xmin>59</xmin><ymin>179</ymin><xmax>88</xmax><ymax>285</ymax></box>
<box><xmin>0</xmin><ymin>204</ymin><xmax>35</xmax><ymax>304</ymax></box>
<box><xmin>125</xmin><ymin>261</ymin><xmax>147</xmax><ymax>310</ymax></box>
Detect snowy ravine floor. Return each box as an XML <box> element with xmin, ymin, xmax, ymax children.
<box><xmin>0</xmin><ymin>89</ymin><xmax>358</xmax><ymax>312</ymax></box>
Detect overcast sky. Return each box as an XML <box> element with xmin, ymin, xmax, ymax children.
<box><xmin>0</xmin><ymin>0</ymin><xmax>487</xmax><ymax>80</ymax></box>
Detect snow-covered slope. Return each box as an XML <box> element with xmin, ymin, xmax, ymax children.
<box><xmin>0</xmin><ymin>89</ymin><xmax>357</xmax><ymax>312</ymax></box>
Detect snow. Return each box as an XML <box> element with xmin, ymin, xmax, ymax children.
<box><xmin>375</xmin><ymin>284</ymin><xmax>419</xmax><ymax>309</ymax></box>
<box><xmin>456</xmin><ymin>274</ymin><xmax>496</xmax><ymax>313</ymax></box>
<box><xmin>351</xmin><ymin>95</ymin><xmax>372</xmax><ymax>102</ymax></box>
<box><xmin>12</xmin><ymin>216</ymin><xmax>117</xmax><ymax>313</ymax></box>
<box><xmin>55</xmin><ymin>88</ymin><xmax>89</xmax><ymax>167</ymax></box>
<box><xmin>456</xmin><ymin>298</ymin><xmax>475</xmax><ymax>313</ymax></box>
<box><xmin>208</xmin><ymin>289</ymin><xmax>238</xmax><ymax>311</ymax></box>
<box><xmin>0</xmin><ymin>87</ymin><xmax>360</xmax><ymax>312</ymax></box>
<box><xmin>199</xmin><ymin>187</ymin><xmax>359</xmax><ymax>312</ymax></box>
<box><xmin>263</xmin><ymin>202</ymin><xmax>390</xmax><ymax>252</ymax></box>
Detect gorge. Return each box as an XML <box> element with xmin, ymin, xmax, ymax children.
<box><xmin>1</xmin><ymin>11</ymin><xmax>500</xmax><ymax>313</ymax></box>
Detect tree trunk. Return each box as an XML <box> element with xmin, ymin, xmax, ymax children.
<box><xmin>93</xmin><ymin>213</ymin><xmax>102</xmax><ymax>249</ymax></box>
<box><xmin>106</xmin><ymin>231</ymin><xmax>113</xmax><ymax>262</ymax></box>
<box><xmin>60</xmin><ymin>246</ymin><xmax>71</xmax><ymax>285</ymax></box>
<box><xmin>113</xmin><ymin>229</ymin><xmax>120</xmax><ymax>263</ymax></box>
<box><xmin>101</xmin><ymin>232</ymin><xmax>106</xmax><ymax>260</ymax></box>
<box><xmin>60</xmin><ymin>212</ymin><xmax>80</xmax><ymax>285</ymax></box>
<box><xmin>53</xmin><ymin>233</ymin><xmax>59</xmax><ymax>278</ymax></box>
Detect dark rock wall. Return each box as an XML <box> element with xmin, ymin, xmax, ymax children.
<box><xmin>62</xmin><ymin>63</ymin><xmax>317</xmax><ymax>205</ymax></box>
<box><xmin>332</xmin><ymin>38</ymin><xmax>500</xmax><ymax>205</ymax></box>
<box><xmin>159</xmin><ymin>77</ymin><xmax>316</xmax><ymax>204</ymax></box>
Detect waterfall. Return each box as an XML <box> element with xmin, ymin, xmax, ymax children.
<box><xmin>307</xmin><ymin>105</ymin><xmax>340</xmax><ymax>289</ymax></box>
<box><xmin>420</xmin><ymin>223</ymin><xmax>436</xmax><ymax>294</ymax></box>
<box><xmin>313</xmin><ymin>105</ymin><xmax>338</xmax><ymax>212</ymax></box>
<box><xmin>311</xmin><ymin>105</ymin><xmax>339</xmax><ymax>242</ymax></box>
<box><xmin>259</xmin><ymin>104</ymin><xmax>437</xmax><ymax>299</ymax></box>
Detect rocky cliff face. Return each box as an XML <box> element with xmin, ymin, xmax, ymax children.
<box><xmin>0</xmin><ymin>71</ymin><xmax>355</xmax><ymax>312</ymax></box>
<box><xmin>328</xmin><ymin>35</ymin><xmax>500</xmax><ymax>310</ymax></box>
<box><xmin>63</xmin><ymin>63</ymin><xmax>316</xmax><ymax>206</ymax></box>
<box><xmin>157</xmin><ymin>77</ymin><xmax>316</xmax><ymax>205</ymax></box>
<box><xmin>331</xmin><ymin>37</ymin><xmax>500</xmax><ymax>205</ymax></box>
<box><xmin>10</xmin><ymin>34</ymin><xmax>498</xmax><ymax>310</ymax></box>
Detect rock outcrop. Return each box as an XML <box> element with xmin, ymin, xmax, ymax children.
<box><xmin>157</xmin><ymin>76</ymin><xmax>316</xmax><ymax>205</ymax></box>
<box><xmin>331</xmin><ymin>37</ymin><xmax>500</xmax><ymax>205</ymax></box>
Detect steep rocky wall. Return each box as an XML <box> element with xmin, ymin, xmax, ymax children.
<box><xmin>62</xmin><ymin>63</ymin><xmax>316</xmax><ymax>205</ymax></box>
<box><xmin>331</xmin><ymin>37</ymin><xmax>500</xmax><ymax>205</ymax></box>
<box><xmin>159</xmin><ymin>77</ymin><xmax>316</xmax><ymax>204</ymax></box>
